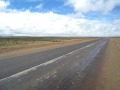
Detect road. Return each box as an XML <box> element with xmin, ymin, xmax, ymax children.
<box><xmin>0</xmin><ymin>38</ymin><xmax>119</xmax><ymax>90</ymax></box>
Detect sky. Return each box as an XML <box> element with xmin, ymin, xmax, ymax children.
<box><xmin>0</xmin><ymin>0</ymin><xmax>120</xmax><ymax>37</ymax></box>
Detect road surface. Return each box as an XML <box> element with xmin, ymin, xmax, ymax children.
<box><xmin>0</xmin><ymin>38</ymin><xmax>119</xmax><ymax>90</ymax></box>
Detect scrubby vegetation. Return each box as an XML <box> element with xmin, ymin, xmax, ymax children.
<box><xmin>0</xmin><ymin>37</ymin><xmax>72</xmax><ymax>51</ymax></box>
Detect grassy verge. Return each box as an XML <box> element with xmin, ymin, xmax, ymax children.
<box><xmin>0</xmin><ymin>37</ymin><xmax>72</xmax><ymax>51</ymax></box>
<box><xmin>0</xmin><ymin>37</ymin><xmax>98</xmax><ymax>53</ymax></box>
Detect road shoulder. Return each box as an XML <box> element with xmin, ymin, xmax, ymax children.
<box><xmin>95</xmin><ymin>39</ymin><xmax>120</xmax><ymax>90</ymax></box>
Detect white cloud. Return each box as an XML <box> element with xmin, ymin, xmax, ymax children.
<box><xmin>0</xmin><ymin>10</ymin><xmax>119</xmax><ymax>37</ymax></box>
<box><xmin>66</xmin><ymin>0</ymin><xmax>120</xmax><ymax>14</ymax></box>
<box><xmin>0</xmin><ymin>0</ymin><xmax>119</xmax><ymax>37</ymax></box>
<box><xmin>35</xmin><ymin>4</ymin><xmax>43</xmax><ymax>9</ymax></box>
<box><xmin>0</xmin><ymin>1</ymin><xmax>10</xmax><ymax>11</ymax></box>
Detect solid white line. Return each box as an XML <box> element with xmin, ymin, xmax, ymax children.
<box><xmin>0</xmin><ymin>41</ymin><xmax>99</xmax><ymax>82</ymax></box>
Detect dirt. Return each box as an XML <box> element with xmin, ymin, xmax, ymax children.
<box><xmin>1</xmin><ymin>38</ymin><xmax>120</xmax><ymax>90</ymax></box>
<box><xmin>0</xmin><ymin>38</ymin><xmax>97</xmax><ymax>59</ymax></box>
<box><xmin>65</xmin><ymin>38</ymin><xmax>120</xmax><ymax>90</ymax></box>
<box><xmin>94</xmin><ymin>38</ymin><xmax>120</xmax><ymax>90</ymax></box>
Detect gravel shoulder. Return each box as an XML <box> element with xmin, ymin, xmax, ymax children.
<box><xmin>94</xmin><ymin>38</ymin><xmax>120</xmax><ymax>90</ymax></box>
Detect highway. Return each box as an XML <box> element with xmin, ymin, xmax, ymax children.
<box><xmin>0</xmin><ymin>38</ymin><xmax>112</xmax><ymax>90</ymax></box>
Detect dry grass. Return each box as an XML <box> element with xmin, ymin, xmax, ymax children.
<box><xmin>0</xmin><ymin>37</ymin><xmax>68</xmax><ymax>51</ymax></box>
<box><xmin>0</xmin><ymin>37</ymin><xmax>98</xmax><ymax>54</ymax></box>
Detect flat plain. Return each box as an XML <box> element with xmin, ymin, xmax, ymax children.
<box><xmin>0</xmin><ymin>37</ymin><xmax>120</xmax><ymax>90</ymax></box>
<box><xmin>0</xmin><ymin>37</ymin><xmax>98</xmax><ymax>54</ymax></box>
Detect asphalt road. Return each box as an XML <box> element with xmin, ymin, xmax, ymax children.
<box><xmin>0</xmin><ymin>38</ymin><xmax>108</xmax><ymax>90</ymax></box>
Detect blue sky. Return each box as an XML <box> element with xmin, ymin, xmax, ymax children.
<box><xmin>8</xmin><ymin>0</ymin><xmax>120</xmax><ymax>20</ymax></box>
<box><xmin>0</xmin><ymin>0</ymin><xmax>120</xmax><ymax>36</ymax></box>
<box><xmin>8</xmin><ymin>0</ymin><xmax>74</xmax><ymax>14</ymax></box>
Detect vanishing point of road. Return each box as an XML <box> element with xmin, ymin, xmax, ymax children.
<box><xmin>0</xmin><ymin>38</ymin><xmax>120</xmax><ymax>90</ymax></box>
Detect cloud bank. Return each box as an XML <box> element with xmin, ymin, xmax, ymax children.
<box><xmin>0</xmin><ymin>0</ymin><xmax>120</xmax><ymax>37</ymax></box>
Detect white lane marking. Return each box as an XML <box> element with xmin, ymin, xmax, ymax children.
<box><xmin>0</xmin><ymin>41</ymin><xmax>100</xmax><ymax>82</ymax></box>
